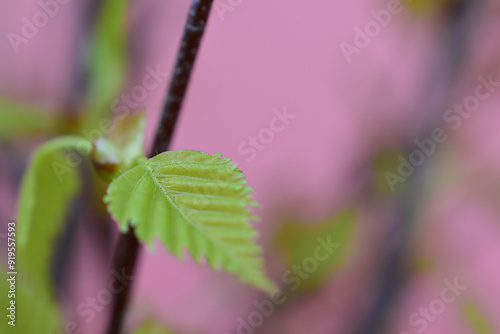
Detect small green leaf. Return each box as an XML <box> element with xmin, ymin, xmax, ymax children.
<box><xmin>105</xmin><ymin>150</ymin><xmax>275</xmax><ymax>293</ymax></box>
<box><xmin>274</xmin><ymin>209</ymin><xmax>356</xmax><ymax>291</ymax></box>
<box><xmin>83</xmin><ymin>0</ymin><xmax>129</xmax><ymax>129</ymax></box>
<box><xmin>133</xmin><ymin>319</ymin><xmax>174</xmax><ymax>334</ymax></box>
<box><xmin>462</xmin><ymin>299</ymin><xmax>493</xmax><ymax>334</ymax></box>
<box><xmin>0</xmin><ymin>98</ymin><xmax>57</xmax><ymax>140</ymax></box>
<box><xmin>91</xmin><ymin>112</ymin><xmax>146</xmax><ymax>182</ymax></box>
<box><xmin>17</xmin><ymin>136</ymin><xmax>91</xmax><ymax>291</ymax></box>
<box><xmin>109</xmin><ymin>112</ymin><xmax>146</xmax><ymax>167</ymax></box>
<box><xmin>0</xmin><ymin>269</ymin><xmax>62</xmax><ymax>333</ymax></box>
<box><xmin>91</xmin><ymin>137</ymin><xmax>123</xmax><ymax>182</ymax></box>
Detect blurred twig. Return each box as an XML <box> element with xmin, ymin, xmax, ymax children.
<box><xmin>106</xmin><ymin>1</ymin><xmax>215</xmax><ymax>333</ymax></box>
<box><xmin>52</xmin><ymin>0</ymin><xmax>111</xmax><ymax>300</ymax></box>
<box><xmin>352</xmin><ymin>1</ymin><xmax>480</xmax><ymax>333</ymax></box>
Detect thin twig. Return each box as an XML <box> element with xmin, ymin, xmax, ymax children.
<box><xmin>106</xmin><ymin>1</ymin><xmax>214</xmax><ymax>333</ymax></box>
<box><xmin>106</xmin><ymin>230</ymin><xmax>141</xmax><ymax>334</ymax></box>
<box><xmin>151</xmin><ymin>0</ymin><xmax>215</xmax><ymax>154</ymax></box>
<box><xmin>352</xmin><ymin>1</ymin><xmax>478</xmax><ymax>333</ymax></box>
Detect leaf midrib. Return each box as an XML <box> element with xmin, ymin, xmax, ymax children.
<box><xmin>144</xmin><ymin>162</ymin><xmax>262</xmax><ymax>276</ymax></box>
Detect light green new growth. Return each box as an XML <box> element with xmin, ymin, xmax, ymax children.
<box><xmin>105</xmin><ymin>150</ymin><xmax>275</xmax><ymax>293</ymax></box>
<box><xmin>17</xmin><ymin>136</ymin><xmax>91</xmax><ymax>292</ymax></box>
<box><xmin>91</xmin><ymin>112</ymin><xmax>146</xmax><ymax>181</ymax></box>
<box><xmin>108</xmin><ymin>112</ymin><xmax>145</xmax><ymax>168</ymax></box>
<box><xmin>92</xmin><ymin>112</ymin><xmax>146</xmax><ymax>168</ymax></box>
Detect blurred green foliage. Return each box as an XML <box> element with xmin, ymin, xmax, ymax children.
<box><xmin>373</xmin><ymin>149</ymin><xmax>403</xmax><ymax>195</ymax></box>
<box><xmin>274</xmin><ymin>209</ymin><xmax>356</xmax><ymax>291</ymax></box>
<box><xmin>0</xmin><ymin>270</ymin><xmax>61</xmax><ymax>333</ymax></box>
<box><xmin>17</xmin><ymin>137</ymin><xmax>91</xmax><ymax>292</ymax></box>
<box><xmin>462</xmin><ymin>299</ymin><xmax>493</xmax><ymax>334</ymax></box>
<box><xmin>133</xmin><ymin>319</ymin><xmax>174</xmax><ymax>334</ymax></box>
<box><xmin>0</xmin><ymin>1</ymin><xmax>130</xmax><ymax>331</ymax></box>
<box><xmin>0</xmin><ymin>99</ymin><xmax>57</xmax><ymax>140</ymax></box>
<box><xmin>403</xmin><ymin>0</ymin><xmax>454</xmax><ymax>14</ymax></box>
<box><xmin>83</xmin><ymin>0</ymin><xmax>129</xmax><ymax>129</ymax></box>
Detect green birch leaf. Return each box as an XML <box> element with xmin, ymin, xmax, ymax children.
<box><xmin>17</xmin><ymin>136</ymin><xmax>91</xmax><ymax>291</ymax></box>
<box><xmin>462</xmin><ymin>299</ymin><xmax>493</xmax><ymax>334</ymax></box>
<box><xmin>105</xmin><ymin>150</ymin><xmax>275</xmax><ymax>293</ymax></box>
<box><xmin>0</xmin><ymin>98</ymin><xmax>57</xmax><ymax>140</ymax></box>
<box><xmin>83</xmin><ymin>0</ymin><xmax>129</xmax><ymax>129</ymax></box>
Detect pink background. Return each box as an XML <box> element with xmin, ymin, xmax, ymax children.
<box><xmin>2</xmin><ymin>0</ymin><xmax>500</xmax><ymax>333</ymax></box>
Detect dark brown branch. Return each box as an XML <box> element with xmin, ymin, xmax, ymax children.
<box><xmin>106</xmin><ymin>229</ymin><xmax>141</xmax><ymax>334</ymax></box>
<box><xmin>151</xmin><ymin>0</ymin><xmax>215</xmax><ymax>155</ymax></box>
<box><xmin>106</xmin><ymin>1</ymin><xmax>214</xmax><ymax>333</ymax></box>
